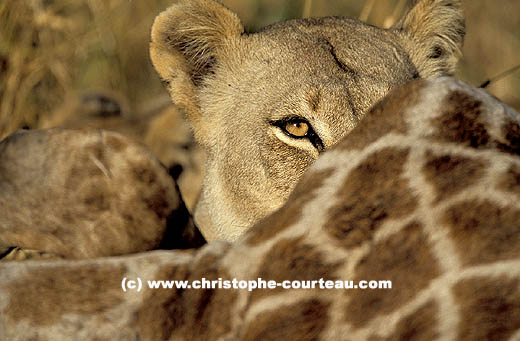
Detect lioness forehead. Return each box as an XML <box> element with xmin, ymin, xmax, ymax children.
<box><xmin>231</xmin><ymin>17</ymin><xmax>419</xmax><ymax>133</ymax></box>
<box><xmin>215</xmin><ymin>18</ymin><xmax>418</xmax><ymax>147</ymax></box>
<box><xmin>255</xmin><ymin>17</ymin><xmax>418</xmax><ymax>81</ymax></box>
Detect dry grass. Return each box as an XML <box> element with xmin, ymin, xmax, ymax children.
<box><xmin>0</xmin><ymin>0</ymin><xmax>171</xmax><ymax>138</ymax></box>
<box><xmin>1</xmin><ymin>0</ymin><xmax>519</xmax><ymax>139</ymax></box>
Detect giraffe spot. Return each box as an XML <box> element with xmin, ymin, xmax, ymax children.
<box><xmin>453</xmin><ymin>276</ymin><xmax>520</xmax><ymax>340</ymax></box>
<box><xmin>137</xmin><ymin>252</ymin><xmax>237</xmax><ymax>340</ymax></box>
<box><xmin>430</xmin><ymin>90</ymin><xmax>489</xmax><ymax>149</ymax></box>
<box><xmin>183</xmin><ymin>252</ymin><xmax>238</xmax><ymax>339</ymax></box>
<box><xmin>443</xmin><ymin>199</ymin><xmax>520</xmax><ymax>266</ymax></box>
<box><xmin>496</xmin><ymin>119</ymin><xmax>520</xmax><ymax>156</ymax></box>
<box><xmin>345</xmin><ymin>222</ymin><xmax>440</xmax><ymax>328</ymax></box>
<box><xmin>497</xmin><ymin>164</ymin><xmax>520</xmax><ymax>196</ymax></box>
<box><xmin>423</xmin><ymin>152</ymin><xmax>486</xmax><ymax>203</ymax></box>
<box><xmin>246</xmin><ymin>169</ymin><xmax>333</xmax><ymax>246</ymax></box>
<box><xmin>249</xmin><ymin>237</ymin><xmax>341</xmax><ymax>304</ymax></box>
<box><xmin>325</xmin><ymin>147</ymin><xmax>417</xmax><ymax>249</ymax></box>
<box><xmin>87</xmin><ymin>142</ymin><xmax>106</xmax><ymax>163</ymax></box>
<box><xmin>105</xmin><ymin>134</ymin><xmax>128</xmax><ymax>152</ymax></box>
<box><xmin>132</xmin><ymin>162</ymin><xmax>158</xmax><ymax>185</ymax></box>
<box><xmin>66</xmin><ymin>155</ymin><xmax>105</xmax><ymax>190</ymax></box>
<box><xmin>136</xmin><ymin>263</ymin><xmax>192</xmax><ymax>340</ymax></box>
<box><xmin>338</xmin><ymin>79</ymin><xmax>425</xmax><ymax>151</ymax></box>
<box><xmin>241</xmin><ymin>299</ymin><xmax>330</xmax><ymax>341</ymax></box>
<box><xmin>83</xmin><ymin>185</ymin><xmax>110</xmax><ymax>211</ymax></box>
<box><xmin>383</xmin><ymin>300</ymin><xmax>439</xmax><ymax>341</ymax></box>
<box><xmin>142</xmin><ymin>188</ymin><xmax>170</xmax><ymax>220</ymax></box>
<box><xmin>4</xmin><ymin>264</ymin><xmax>126</xmax><ymax>326</ymax></box>
<box><xmin>432</xmin><ymin>91</ymin><xmax>520</xmax><ymax>157</ymax></box>
<box><xmin>129</xmin><ymin>160</ymin><xmax>173</xmax><ymax>220</ymax></box>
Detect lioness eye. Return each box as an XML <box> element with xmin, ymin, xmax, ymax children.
<box><xmin>271</xmin><ymin>117</ymin><xmax>325</xmax><ymax>152</ymax></box>
<box><xmin>285</xmin><ymin>121</ymin><xmax>309</xmax><ymax>137</ymax></box>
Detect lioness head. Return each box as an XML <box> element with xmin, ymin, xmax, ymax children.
<box><xmin>150</xmin><ymin>0</ymin><xmax>464</xmax><ymax>241</ymax></box>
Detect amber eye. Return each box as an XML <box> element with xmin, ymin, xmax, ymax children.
<box><xmin>271</xmin><ymin>117</ymin><xmax>325</xmax><ymax>152</ymax></box>
<box><xmin>285</xmin><ymin>121</ymin><xmax>309</xmax><ymax>137</ymax></box>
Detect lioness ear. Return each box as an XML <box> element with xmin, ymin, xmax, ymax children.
<box><xmin>392</xmin><ymin>0</ymin><xmax>465</xmax><ymax>78</ymax></box>
<box><xmin>150</xmin><ymin>0</ymin><xmax>243</xmax><ymax>136</ymax></box>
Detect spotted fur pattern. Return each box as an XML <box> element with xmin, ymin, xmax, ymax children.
<box><xmin>0</xmin><ymin>129</ymin><xmax>205</xmax><ymax>260</ymax></box>
<box><xmin>0</xmin><ymin>78</ymin><xmax>519</xmax><ymax>340</ymax></box>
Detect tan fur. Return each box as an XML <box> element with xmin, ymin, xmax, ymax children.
<box><xmin>0</xmin><ymin>128</ymin><xmax>204</xmax><ymax>260</ymax></box>
<box><xmin>150</xmin><ymin>0</ymin><xmax>465</xmax><ymax>241</ymax></box>
<box><xmin>1</xmin><ymin>78</ymin><xmax>518</xmax><ymax>340</ymax></box>
<box><xmin>144</xmin><ymin>106</ymin><xmax>205</xmax><ymax>211</ymax></box>
<box><xmin>392</xmin><ymin>0</ymin><xmax>465</xmax><ymax>77</ymax></box>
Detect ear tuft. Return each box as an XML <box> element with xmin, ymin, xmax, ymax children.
<box><xmin>392</xmin><ymin>0</ymin><xmax>465</xmax><ymax>78</ymax></box>
<box><xmin>150</xmin><ymin>0</ymin><xmax>243</xmax><ymax>85</ymax></box>
<box><xmin>150</xmin><ymin>0</ymin><xmax>243</xmax><ymax>142</ymax></box>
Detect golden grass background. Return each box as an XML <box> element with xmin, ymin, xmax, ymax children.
<box><xmin>1</xmin><ymin>0</ymin><xmax>519</xmax><ymax>139</ymax></box>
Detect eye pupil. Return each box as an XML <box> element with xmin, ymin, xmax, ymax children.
<box><xmin>272</xmin><ymin>117</ymin><xmax>324</xmax><ymax>152</ymax></box>
<box><xmin>285</xmin><ymin>121</ymin><xmax>309</xmax><ymax>137</ymax></box>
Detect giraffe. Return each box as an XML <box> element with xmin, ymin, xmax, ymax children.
<box><xmin>39</xmin><ymin>90</ymin><xmax>205</xmax><ymax>212</ymax></box>
<box><xmin>0</xmin><ymin>77</ymin><xmax>519</xmax><ymax>340</ymax></box>
<box><xmin>0</xmin><ymin>128</ymin><xmax>205</xmax><ymax>261</ymax></box>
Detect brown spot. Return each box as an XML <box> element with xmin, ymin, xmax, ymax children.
<box><xmin>129</xmin><ymin>160</ymin><xmax>173</xmax><ymax>220</ymax></box>
<box><xmin>137</xmin><ymin>252</ymin><xmax>237</xmax><ymax>340</ymax></box>
<box><xmin>498</xmin><ymin>164</ymin><xmax>520</xmax><ymax>196</ymax></box>
<box><xmin>61</xmin><ymin>211</ymin><xmax>74</xmax><ymax>223</ymax></box>
<box><xmin>431</xmin><ymin>90</ymin><xmax>489</xmax><ymax>149</ymax></box>
<box><xmin>83</xmin><ymin>186</ymin><xmax>110</xmax><ymax>211</ymax></box>
<box><xmin>105</xmin><ymin>134</ymin><xmax>127</xmax><ymax>152</ymax></box>
<box><xmin>136</xmin><ymin>263</ymin><xmax>191</xmax><ymax>340</ymax></box>
<box><xmin>496</xmin><ymin>119</ymin><xmax>520</xmax><ymax>155</ymax></box>
<box><xmin>241</xmin><ymin>299</ymin><xmax>330</xmax><ymax>341</ymax></box>
<box><xmin>142</xmin><ymin>188</ymin><xmax>171</xmax><ymax>220</ymax></box>
<box><xmin>338</xmin><ymin>79</ymin><xmax>425</xmax><ymax>151</ymax></box>
<box><xmin>249</xmin><ymin>237</ymin><xmax>341</xmax><ymax>304</ymax></box>
<box><xmin>67</xmin><ymin>164</ymin><xmax>99</xmax><ymax>188</ymax></box>
<box><xmin>384</xmin><ymin>301</ymin><xmax>439</xmax><ymax>341</ymax></box>
<box><xmin>65</xmin><ymin>150</ymin><xmax>106</xmax><ymax>190</ymax></box>
<box><xmin>87</xmin><ymin>142</ymin><xmax>106</xmax><ymax>163</ymax></box>
<box><xmin>443</xmin><ymin>200</ymin><xmax>520</xmax><ymax>266</ymax></box>
<box><xmin>454</xmin><ymin>276</ymin><xmax>520</xmax><ymax>340</ymax></box>
<box><xmin>325</xmin><ymin>148</ymin><xmax>417</xmax><ymax>248</ymax></box>
<box><xmin>423</xmin><ymin>152</ymin><xmax>486</xmax><ymax>203</ymax></box>
<box><xmin>180</xmin><ymin>252</ymin><xmax>237</xmax><ymax>340</ymax></box>
<box><xmin>132</xmin><ymin>162</ymin><xmax>158</xmax><ymax>185</ymax></box>
<box><xmin>247</xmin><ymin>168</ymin><xmax>333</xmax><ymax>246</ymax></box>
<box><xmin>345</xmin><ymin>222</ymin><xmax>440</xmax><ymax>328</ymax></box>
<box><xmin>5</xmin><ymin>264</ymin><xmax>125</xmax><ymax>326</ymax></box>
